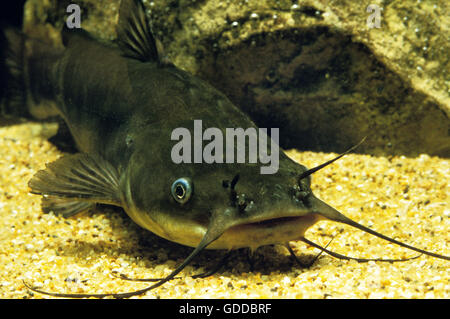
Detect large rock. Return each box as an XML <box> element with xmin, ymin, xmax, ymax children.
<box><xmin>22</xmin><ymin>0</ymin><xmax>449</xmax><ymax>156</ymax></box>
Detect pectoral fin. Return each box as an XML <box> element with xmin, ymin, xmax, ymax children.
<box><xmin>28</xmin><ymin>153</ymin><xmax>122</xmax><ymax>217</ymax></box>
<box><xmin>40</xmin><ymin>196</ymin><xmax>95</xmax><ymax>217</ymax></box>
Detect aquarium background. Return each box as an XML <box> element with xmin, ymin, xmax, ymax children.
<box><xmin>0</xmin><ymin>0</ymin><xmax>448</xmax><ymax>299</ymax></box>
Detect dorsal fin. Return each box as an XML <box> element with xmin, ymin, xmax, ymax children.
<box><xmin>116</xmin><ymin>0</ymin><xmax>161</xmax><ymax>62</ymax></box>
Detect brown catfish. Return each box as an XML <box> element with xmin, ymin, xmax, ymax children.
<box><xmin>1</xmin><ymin>0</ymin><xmax>447</xmax><ymax>298</ymax></box>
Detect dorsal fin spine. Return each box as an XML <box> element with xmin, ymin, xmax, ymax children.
<box><xmin>116</xmin><ymin>0</ymin><xmax>161</xmax><ymax>63</ymax></box>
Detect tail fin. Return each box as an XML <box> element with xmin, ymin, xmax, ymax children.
<box><xmin>0</xmin><ymin>27</ymin><xmax>30</xmax><ymax>123</ymax></box>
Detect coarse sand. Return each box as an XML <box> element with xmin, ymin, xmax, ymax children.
<box><xmin>0</xmin><ymin>123</ymin><xmax>448</xmax><ymax>298</ymax></box>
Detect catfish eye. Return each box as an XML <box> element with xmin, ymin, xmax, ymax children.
<box><xmin>171</xmin><ymin>178</ymin><xmax>193</xmax><ymax>204</ymax></box>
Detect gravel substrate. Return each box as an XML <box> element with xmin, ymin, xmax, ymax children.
<box><xmin>0</xmin><ymin>123</ymin><xmax>448</xmax><ymax>299</ymax></box>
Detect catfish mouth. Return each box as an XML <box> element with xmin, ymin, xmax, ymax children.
<box><xmin>241</xmin><ymin>216</ymin><xmax>302</xmax><ymax>228</ymax></box>
<box><xmin>208</xmin><ymin>212</ymin><xmax>320</xmax><ymax>250</ymax></box>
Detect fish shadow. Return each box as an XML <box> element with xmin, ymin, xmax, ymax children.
<box><xmin>54</xmin><ymin>205</ymin><xmax>319</xmax><ymax>278</ymax></box>
<box><xmin>136</xmin><ymin>232</ymin><xmax>321</xmax><ymax>277</ymax></box>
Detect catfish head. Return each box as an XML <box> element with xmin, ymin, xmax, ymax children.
<box><xmin>123</xmin><ymin>143</ymin><xmax>322</xmax><ymax>251</ymax></box>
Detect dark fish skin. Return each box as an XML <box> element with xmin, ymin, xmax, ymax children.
<box><xmin>45</xmin><ymin>32</ymin><xmax>315</xmax><ymax>248</ymax></box>
<box><xmin>2</xmin><ymin>3</ymin><xmax>316</xmax><ymax>250</ymax></box>
<box><xmin>2</xmin><ymin>0</ymin><xmax>448</xmax><ymax>299</ymax></box>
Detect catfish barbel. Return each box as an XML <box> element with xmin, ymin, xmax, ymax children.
<box><xmin>0</xmin><ymin>0</ymin><xmax>447</xmax><ymax>298</ymax></box>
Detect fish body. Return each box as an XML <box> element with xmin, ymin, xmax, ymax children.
<box><xmin>1</xmin><ymin>0</ymin><xmax>447</xmax><ymax>298</ymax></box>
<box><xmin>2</xmin><ymin>0</ymin><xmax>320</xmax><ymax>250</ymax></box>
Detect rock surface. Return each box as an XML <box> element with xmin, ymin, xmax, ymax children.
<box><xmin>22</xmin><ymin>0</ymin><xmax>449</xmax><ymax>156</ymax></box>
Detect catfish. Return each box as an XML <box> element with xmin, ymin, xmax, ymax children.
<box><xmin>1</xmin><ymin>0</ymin><xmax>447</xmax><ymax>298</ymax></box>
